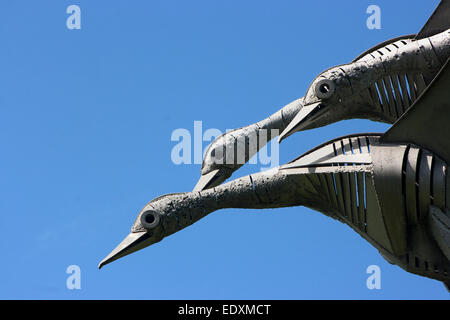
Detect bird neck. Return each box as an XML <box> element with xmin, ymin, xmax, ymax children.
<box><xmin>256</xmin><ymin>97</ymin><xmax>304</xmax><ymax>135</ymax></box>
<box><xmin>198</xmin><ymin>168</ymin><xmax>310</xmax><ymax>211</ymax></box>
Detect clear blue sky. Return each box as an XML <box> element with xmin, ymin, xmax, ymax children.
<box><xmin>1</xmin><ymin>0</ymin><xmax>448</xmax><ymax>299</ymax></box>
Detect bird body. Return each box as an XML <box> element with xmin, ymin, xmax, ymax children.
<box><xmin>280</xmin><ymin>134</ymin><xmax>450</xmax><ymax>285</ymax></box>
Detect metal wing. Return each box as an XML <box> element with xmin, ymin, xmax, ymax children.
<box><xmin>381</xmin><ymin>57</ymin><xmax>450</xmax><ymax>164</ymax></box>
<box><xmin>416</xmin><ymin>0</ymin><xmax>450</xmax><ymax>40</ymax></box>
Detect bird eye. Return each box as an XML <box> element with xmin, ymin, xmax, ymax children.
<box><xmin>140</xmin><ymin>210</ymin><xmax>160</xmax><ymax>229</ymax></box>
<box><xmin>315</xmin><ymin>79</ymin><xmax>335</xmax><ymax>99</ymax></box>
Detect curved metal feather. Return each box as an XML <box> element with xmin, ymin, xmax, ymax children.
<box><xmin>382</xmin><ymin>57</ymin><xmax>450</xmax><ymax>164</ymax></box>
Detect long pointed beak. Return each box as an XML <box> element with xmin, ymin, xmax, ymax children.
<box><xmin>278</xmin><ymin>102</ymin><xmax>322</xmax><ymax>143</ymax></box>
<box><xmin>98</xmin><ymin>231</ymin><xmax>151</xmax><ymax>269</ymax></box>
<box><xmin>193</xmin><ymin>169</ymin><xmax>227</xmax><ymax>191</ymax></box>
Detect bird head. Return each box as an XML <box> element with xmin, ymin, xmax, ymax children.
<box><xmin>278</xmin><ymin>61</ymin><xmax>387</xmax><ymax>142</ymax></box>
<box><xmin>98</xmin><ymin>192</ymin><xmax>215</xmax><ymax>269</ymax></box>
<box><xmin>193</xmin><ymin>129</ymin><xmax>240</xmax><ymax>191</ymax></box>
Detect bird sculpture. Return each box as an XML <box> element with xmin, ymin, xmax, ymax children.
<box><xmin>194</xmin><ymin>0</ymin><xmax>450</xmax><ymax>192</ymax></box>
<box><xmin>99</xmin><ymin>1</ymin><xmax>450</xmax><ymax>290</ymax></box>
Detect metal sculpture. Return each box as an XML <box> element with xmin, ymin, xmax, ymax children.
<box><xmin>194</xmin><ymin>0</ymin><xmax>450</xmax><ymax>191</ymax></box>
<box><xmin>99</xmin><ymin>1</ymin><xmax>450</xmax><ymax>289</ymax></box>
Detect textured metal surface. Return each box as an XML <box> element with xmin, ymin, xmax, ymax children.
<box><xmin>382</xmin><ymin>57</ymin><xmax>450</xmax><ymax>165</ymax></box>
<box><xmin>371</xmin><ymin>143</ymin><xmax>408</xmax><ymax>255</ymax></box>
